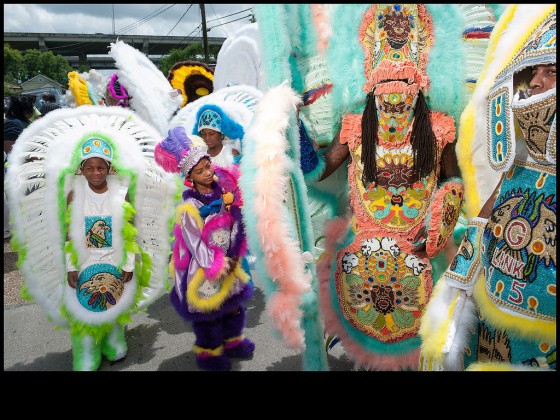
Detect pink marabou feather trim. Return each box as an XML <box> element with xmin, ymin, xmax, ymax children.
<box><xmin>250</xmin><ymin>84</ymin><xmax>312</xmax><ymax>349</ymax></box>
<box><xmin>204</xmin><ymin>246</ymin><xmax>228</xmax><ymax>280</ymax></box>
<box><xmin>311</xmin><ymin>4</ymin><xmax>332</xmax><ymax>54</ymax></box>
<box><xmin>317</xmin><ymin>216</ymin><xmax>421</xmax><ymax>370</ymax></box>
<box><xmin>267</xmin><ymin>292</ymin><xmax>305</xmax><ymax>349</ymax></box>
<box><xmin>154</xmin><ymin>143</ymin><xmax>181</xmax><ymax>173</ymax></box>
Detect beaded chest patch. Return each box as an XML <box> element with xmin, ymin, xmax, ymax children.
<box><xmin>335</xmin><ymin>231</ymin><xmax>432</xmax><ymax>342</ymax></box>
<box><xmin>84</xmin><ymin>215</ymin><xmax>112</xmax><ymax>249</ymax></box>
<box><xmin>481</xmin><ymin>160</ymin><xmax>556</xmax><ymax>321</ymax></box>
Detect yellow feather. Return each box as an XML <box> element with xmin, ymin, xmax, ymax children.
<box><xmin>68</xmin><ymin>71</ymin><xmax>93</xmax><ymax>106</ymax></box>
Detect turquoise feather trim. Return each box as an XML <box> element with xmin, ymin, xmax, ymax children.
<box><xmin>327</xmin><ymin>4</ymin><xmax>370</xmax><ymax>120</ymax></box>
<box><xmin>240</xmin><ymin>13</ymin><xmax>330</xmax><ymax>367</ymax></box>
<box><xmin>425</xmin><ymin>4</ymin><xmax>467</xmax><ymax>127</ymax></box>
<box><xmin>254</xmin><ymin>5</ymin><xmax>293</xmax><ymax>88</ymax></box>
<box><xmin>487</xmin><ymin>4</ymin><xmax>507</xmax><ymax>21</ymax></box>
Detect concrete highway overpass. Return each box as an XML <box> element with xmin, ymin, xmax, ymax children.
<box><xmin>4</xmin><ymin>32</ymin><xmax>226</xmax><ymax>69</ymax></box>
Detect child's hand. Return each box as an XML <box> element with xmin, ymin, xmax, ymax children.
<box><xmin>67</xmin><ymin>271</ymin><xmax>78</xmax><ymax>288</ymax></box>
<box><xmin>122</xmin><ymin>271</ymin><xmax>133</xmax><ymax>283</ymax></box>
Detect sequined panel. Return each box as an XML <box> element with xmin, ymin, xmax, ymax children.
<box><xmin>77</xmin><ymin>263</ymin><xmax>124</xmax><ymax>312</ymax></box>
<box><xmin>481</xmin><ymin>160</ymin><xmax>556</xmax><ymax>321</ymax></box>
<box><xmin>487</xmin><ymin>87</ymin><xmax>514</xmax><ymax>172</ymax></box>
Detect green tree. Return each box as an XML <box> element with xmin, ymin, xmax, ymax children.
<box><xmin>4</xmin><ymin>43</ymin><xmax>24</xmax><ymax>83</ymax></box>
<box><xmin>22</xmin><ymin>48</ymin><xmax>73</xmax><ymax>86</ymax></box>
<box><xmin>160</xmin><ymin>42</ymin><xmax>220</xmax><ymax>76</ymax></box>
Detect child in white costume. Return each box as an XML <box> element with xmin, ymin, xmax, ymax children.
<box><xmin>65</xmin><ymin>139</ymin><xmax>135</xmax><ymax>369</ymax></box>
<box><xmin>6</xmin><ymin>106</ymin><xmax>178</xmax><ymax>371</ymax></box>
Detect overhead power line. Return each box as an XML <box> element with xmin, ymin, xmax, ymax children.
<box><xmin>207</xmin><ymin>14</ymin><xmax>253</xmax><ymax>32</ymax></box>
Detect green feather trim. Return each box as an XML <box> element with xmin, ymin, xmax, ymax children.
<box><xmin>137</xmin><ymin>250</ymin><xmax>152</xmax><ymax>288</ymax></box>
<box><xmin>487</xmin><ymin>4</ymin><xmax>507</xmax><ymax>21</ymax></box>
<box><xmin>61</xmin><ymin>305</ymin><xmax>131</xmax><ymax>340</ymax></box>
<box><xmin>64</xmin><ymin>234</ymin><xmax>79</xmax><ymax>268</ymax></box>
<box><xmin>20</xmin><ymin>285</ymin><xmax>33</xmax><ymax>302</ymax></box>
<box><xmin>254</xmin><ymin>5</ymin><xmax>294</xmax><ymax>88</ymax></box>
<box><xmin>10</xmin><ymin>236</ymin><xmax>27</xmax><ymax>269</ymax></box>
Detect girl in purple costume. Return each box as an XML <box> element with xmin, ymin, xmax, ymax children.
<box><xmin>169</xmin><ymin>135</ymin><xmax>254</xmax><ymax>371</ymax></box>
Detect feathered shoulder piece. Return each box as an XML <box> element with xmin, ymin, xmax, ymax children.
<box><xmin>6</xmin><ymin>106</ymin><xmax>179</xmax><ymax>325</ymax></box>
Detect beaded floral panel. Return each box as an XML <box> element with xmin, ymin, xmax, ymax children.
<box><xmin>334</xmin><ymin>231</ymin><xmax>432</xmax><ymax>343</ymax></box>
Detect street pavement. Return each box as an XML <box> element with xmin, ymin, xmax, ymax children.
<box><xmin>4</xmin><ymin>239</ymin><xmax>355</xmax><ymax>372</ymax></box>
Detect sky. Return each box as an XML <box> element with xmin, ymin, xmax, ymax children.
<box><xmin>3</xmin><ymin>4</ymin><xmax>255</xmax><ymax>39</ymax></box>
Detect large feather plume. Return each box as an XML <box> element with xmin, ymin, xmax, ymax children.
<box><xmin>109</xmin><ymin>40</ymin><xmax>183</xmax><ymax>138</ymax></box>
<box><xmin>213</xmin><ymin>22</ymin><xmax>265</xmax><ymax>91</ymax></box>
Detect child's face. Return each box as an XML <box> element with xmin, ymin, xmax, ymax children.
<box><xmin>189</xmin><ymin>157</ymin><xmax>214</xmax><ymax>189</ymax></box>
<box><xmin>199</xmin><ymin>128</ymin><xmax>223</xmax><ymax>150</ymax></box>
<box><xmin>81</xmin><ymin>157</ymin><xmax>109</xmax><ymax>188</ymax></box>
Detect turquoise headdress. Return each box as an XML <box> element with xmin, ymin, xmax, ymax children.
<box><xmin>197</xmin><ymin>109</ymin><xmax>222</xmax><ymax>133</ymax></box>
<box><xmin>80</xmin><ymin>137</ymin><xmax>113</xmax><ymax>163</ymax></box>
<box><xmin>193</xmin><ymin>104</ymin><xmax>245</xmax><ymax>140</ymax></box>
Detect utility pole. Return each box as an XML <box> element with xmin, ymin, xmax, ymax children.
<box><xmin>199</xmin><ymin>3</ymin><xmax>210</xmax><ymax>63</ymax></box>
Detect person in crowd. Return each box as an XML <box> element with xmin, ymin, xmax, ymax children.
<box><xmin>5</xmin><ymin>105</ymin><xmax>177</xmax><ymax>371</ymax></box>
<box><xmin>196</xmin><ymin>107</ymin><xmax>241</xmax><ymax>170</ymax></box>
<box><xmin>4</xmin><ymin>94</ymin><xmax>34</xmax><ymax>155</ymax></box>
<box><xmin>39</xmin><ymin>92</ymin><xmax>61</xmax><ymax>116</ymax></box>
<box><xmin>418</xmin><ymin>4</ymin><xmax>556</xmax><ymax>371</ymax></box>
<box><xmin>4</xmin><ymin>94</ymin><xmax>35</xmax><ymax>240</ymax></box>
<box><xmin>310</xmin><ymin>4</ymin><xmax>464</xmax><ymax>370</ymax></box>
<box><xmin>64</xmin><ymin>138</ymin><xmax>135</xmax><ymax>370</ymax></box>
<box><xmin>167</xmin><ymin>128</ymin><xmax>254</xmax><ymax>371</ymax></box>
